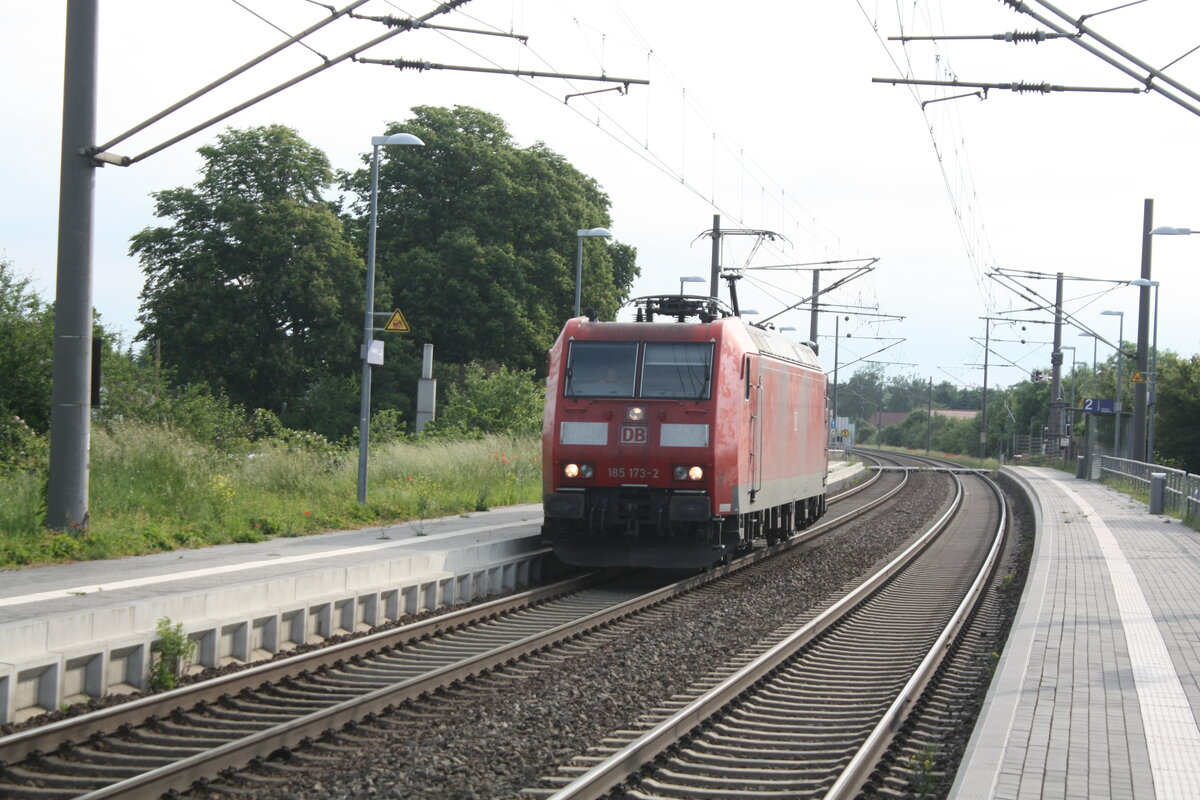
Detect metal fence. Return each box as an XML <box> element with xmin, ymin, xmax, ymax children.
<box><xmin>1099</xmin><ymin>456</ymin><xmax>1200</xmax><ymax>523</ymax></box>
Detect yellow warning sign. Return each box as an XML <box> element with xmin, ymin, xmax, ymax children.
<box><xmin>1131</xmin><ymin>370</ymin><xmax>1145</xmax><ymax>383</ymax></box>
<box><xmin>384</xmin><ymin>309</ymin><xmax>410</xmax><ymax>333</ymax></box>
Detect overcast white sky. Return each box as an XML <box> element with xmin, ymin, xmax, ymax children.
<box><xmin>3</xmin><ymin>0</ymin><xmax>1199</xmax><ymax>392</ymax></box>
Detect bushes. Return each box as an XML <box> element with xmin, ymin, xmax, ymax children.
<box><xmin>0</xmin><ymin>419</ymin><xmax>542</xmax><ymax>568</ymax></box>
<box><xmin>426</xmin><ymin>363</ymin><xmax>544</xmax><ymax>438</ymax></box>
<box><xmin>149</xmin><ymin>617</ymin><xmax>196</xmax><ymax>691</ymax></box>
<box><xmin>0</xmin><ymin>414</ymin><xmax>47</xmax><ymax>476</ymax></box>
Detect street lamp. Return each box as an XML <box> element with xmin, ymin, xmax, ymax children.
<box><xmin>1129</xmin><ymin>222</ymin><xmax>1190</xmax><ymax>461</ymax></box>
<box><xmin>1130</xmin><ymin>278</ymin><xmax>1161</xmax><ymax>463</ymax></box>
<box><xmin>1078</xmin><ymin>332</ymin><xmax>1098</xmax><ymax>385</ymax></box>
<box><xmin>1100</xmin><ymin>310</ymin><xmax>1124</xmax><ymax>458</ymax></box>
<box><xmin>679</xmin><ymin>274</ymin><xmax>706</xmax><ymax>294</ymax></box>
<box><xmin>358</xmin><ymin>132</ymin><xmax>425</xmax><ymax>505</ymax></box>
<box><xmin>574</xmin><ymin>227</ymin><xmax>612</xmax><ymax>317</ymax></box>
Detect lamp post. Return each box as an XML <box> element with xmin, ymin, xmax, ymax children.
<box><xmin>1130</xmin><ymin>278</ymin><xmax>1161</xmax><ymax>463</ymax></box>
<box><xmin>831</xmin><ymin>314</ymin><xmax>849</xmax><ymax>424</ymax></box>
<box><xmin>1129</xmin><ymin>221</ymin><xmax>1190</xmax><ymax>460</ymax></box>
<box><xmin>574</xmin><ymin>227</ymin><xmax>612</xmax><ymax>317</ymax></box>
<box><xmin>358</xmin><ymin>132</ymin><xmax>424</xmax><ymax>505</ymax></box>
<box><xmin>1100</xmin><ymin>310</ymin><xmax>1124</xmax><ymax>458</ymax></box>
<box><xmin>679</xmin><ymin>274</ymin><xmax>706</xmax><ymax>294</ymax></box>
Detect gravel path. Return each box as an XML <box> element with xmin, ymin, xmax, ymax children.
<box><xmin>193</xmin><ymin>471</ymin><xmax>955</xmax><ymax>800</ymax></box>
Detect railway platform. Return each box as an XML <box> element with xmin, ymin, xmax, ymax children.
<box><xmin>0</xmin><ymin>504</ymin><xmax>548</xmax><ymax>725</ymax></box>
<box><xmin>952</xmin><ymin>466</ymin><xmax>1200</xmax><ymax>800</ymax></box>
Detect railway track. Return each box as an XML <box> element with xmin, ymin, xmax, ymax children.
<box><xmin>521</xmin><ymin>459</ymin><xmax>1007</xmax><ymax>799</ymax></box>
<box><xmin>0</xmin><ymin>456</ymin><xmax>926</xmax><ymax>799</ymax></box>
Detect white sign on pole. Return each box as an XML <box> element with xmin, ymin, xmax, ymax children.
<box><xmin>367</xmin><ymin>339</ymin><xmax>385</xmax><ymax>366</ymax></box>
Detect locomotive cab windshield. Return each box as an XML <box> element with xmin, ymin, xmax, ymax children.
<box><xmin>566</xmin><ymin>340</ymin><xmax>712</xmax><ymax>400</ymax></box>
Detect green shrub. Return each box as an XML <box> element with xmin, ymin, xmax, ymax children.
<box><xmin>0</xmin><ymin>472</ymin><xmax>48</xmax><ymax>560</ymax></box>
<box><xmin>0</xmin><ymin>413</ymin><xmax>48</xmax><ymax>476</ymax></box>
<box><xmin>149</xmin><ymin>617</ymin><xmax>196</xmax><ymax>690</ymax></box>
<box><xmin>427</xmin><ymin>363</ymin><xmax>544</xmax><ymax>438</ymax></box>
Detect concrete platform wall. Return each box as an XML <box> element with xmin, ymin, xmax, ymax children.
<box><xmin>0</xmin><ymin>536</ymin><xmax>553</xmax><ymax>725</ymax></box>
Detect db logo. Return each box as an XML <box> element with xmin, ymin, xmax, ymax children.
<box><xmin>620</xmin><ymin>425</ymin><xmax>648</xmax><ymax>445</ymax></box>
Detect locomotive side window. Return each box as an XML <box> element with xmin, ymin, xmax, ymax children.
<box><xmin>566</xmin><ymin>341</ymin><xmax>638</xmax><ymax>397</ymax></box>
<box><xmin>641</xmin><ymin>342</ymin><xmax>713</xmax><ymax>399</ymax></box>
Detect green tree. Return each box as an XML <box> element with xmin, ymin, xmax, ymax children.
<box><xmin>131</xmin><ymin>125</ymin><xmax>362</xmax><ymax>423</ymax></box>
<box><xmin>835</xmin><ymin>365</ymin><xmax>885</xmax><ymax>423</ymax></box>
<box><xmin>0</xmin><ymin>257</ymin><xmax>54</xmax><ymax>434</ymax></box>
<box><xmin>343</xmin><ymin>105</ymin><xmax>638</xmax><ymax>377</ymax></box>
<box><xmin>430</xmin><ymin>363</ymin><xmax>545</xmax><ymax>437</ymax></box>
<box><xmin>1152</xmin><ymin>352</ymin><xmax>1199</xmax><ymax>472</ymax></box>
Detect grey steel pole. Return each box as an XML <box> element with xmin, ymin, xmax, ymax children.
<box><xmin>980</xmin><ymin>321</ymin><xmax>990</xmax><ymax>459</ymax></box>
<box><xmin>1131</xmin><ymin>199</ymin><xmax>1152</xmax><ymax>461</ymax></box>
<box><xmin>808</xmin><ymin>270</ymin><xmax>820</xmax><ymax>355</ymax></box>
<box><xmin>708</xmin><ymin>214</ymin><xmax>720</xmax><ymax>300</ymax></box>
<box><xmin>831</xmin><ymin>315</ymin><xmax>841</xmax><ymax>421</ymax></box>
<box><xmin>926</xmin><ymin>377</ymin><xmax>933</xmax><ymax>455</ymax></box>
<box><xmin>1049</xmin><ymin>272</ymin><xmax>1064</xmax><ymax>457</ymax></box>
<box><xmin>1147</xmin><ymin>284</ymin><xmax>1160</xmax><ymax>463</ymax></box>
<box><xmin>357</xmin><ymin>143</ymin><xmax>382</xmax><ymax>505</ymax></box>
<box><xmin>47</xmin><ymin>0</ymin><xmax>98</xmax><ymax>530</ymax></box>
<box><xmin>1088</xmin><ymin>335</ymin><xmax>1097</xmax><ymax>477</ymax></box>
<box><xmin>1114</xmin><ymin>314</ymin><xmax>1123</xmax><ymax>458</ymax></box>
<box><xmin>573</xmin><ymin>233</ymin><xmax>583</xmax><ymax>318</ymax></box>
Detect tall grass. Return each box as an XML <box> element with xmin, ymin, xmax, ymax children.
<box><xmin>0</xmin><ymin>421</ymin><xmax>542</xmax><ymax>568</ymax></box>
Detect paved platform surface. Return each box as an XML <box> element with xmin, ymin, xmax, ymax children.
<box><xmin>951</xmin><ymin>466</ymin><xmax>1200</xmax><ymax>800</ymax></box>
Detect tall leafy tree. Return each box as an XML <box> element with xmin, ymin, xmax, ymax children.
<box><xmin>343</xmin><ymin>105</ymin><xmax>638</xmax><ymax>375</ymax></box>
<box><xmin>0</xmin><ymin>256</ymin><xmax>53</xmax><ymax>433</ymax></box>
<box><xmin>1151</xmin><ymin>352</ymin><xmax>1199</xmax><ymax>472</ymax></box>
<box><xmin>131</xmin><ymin>125</ymin><xmax>362</xmax><ymax>421</ymax></box>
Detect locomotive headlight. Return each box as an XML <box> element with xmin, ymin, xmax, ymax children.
<box><xmin>674</xmin><ymin>465</ymin><xmax>704</xmax><ymax>481</ymax></box>
<box><xmin>625</xmin><ymin>405</ymin><xmax>647</xmax><ymax>422</ymax></box>
<box><xmin>564</xmin><ymin>463</ymin><xmax>594</xmax><ymax>479</ymax></box>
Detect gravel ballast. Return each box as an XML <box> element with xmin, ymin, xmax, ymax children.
<box><xmin>192</xmin><ymin>471</ymin><xmax>959</xmax><ymax>800</ymax></box>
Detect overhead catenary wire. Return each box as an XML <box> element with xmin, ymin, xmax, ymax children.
<box><xmin>96</xmin><ymin>0</ymin><xmax>476</xmax><ymax>165</ymax></box>
<box><xmin>855</xmin><ymin>0</ymin><xmax>1002</xmax><ymax>326</ymax></box>
<box><xmin>1000</xmin><ymin>0</ymin><xmax>1200</xmax><ymax>117</ymax></box>
<box><xmin>94</xmin><ymin>0</ymin><xmax>375</xmax><ymax>157</ymax></box>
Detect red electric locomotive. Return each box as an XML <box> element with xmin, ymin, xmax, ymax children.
<box><xmin>542</xmin><ymin>296</ymin><xmax>828</xmax><ymax>569</ymax></box>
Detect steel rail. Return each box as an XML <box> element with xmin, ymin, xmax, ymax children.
<box><xmin>75</xmin><ymin>461</ymin><xmax>920</xmax><ymax>800</ymax></box>
<box><xmin>2</xmin><ymin>459</ymin><xmax>899</xmax><ymax>797</ymax></box>
<box><xmin>70</xmin><ymin>570</ymin><xmax>721</xmax><ymax>798</ymax></box>
<box><xmin>824</xmin><ymin>468</ymin><xmax>1008</xmax><ymax>799</ymax></box>
<box><xmin>0</xmin><ymin>571</ymin><xmax>605</xmax><ymax>764</ymax></box>
<box><xmin>540</xmin><ymin>467</ymin><xmax>968</xmax><ymax>800</ymax></box>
